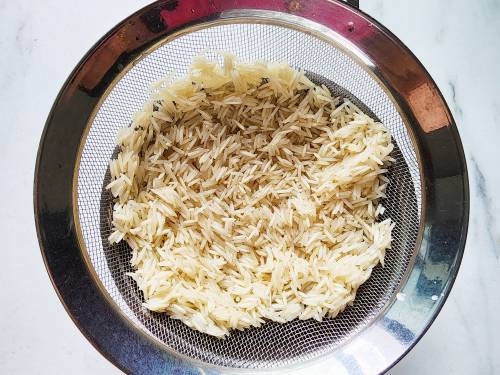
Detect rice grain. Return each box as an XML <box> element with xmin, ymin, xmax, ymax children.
<box><xmin>107</xmin><ymin>54</ymin><xmax>394</xmax><ymax>337</ymax></box>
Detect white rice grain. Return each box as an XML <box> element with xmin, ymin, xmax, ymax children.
<box><xmin>107</xmin><ymin>54</ymin><xmax>395</xmax><ymax>338</ymax></box>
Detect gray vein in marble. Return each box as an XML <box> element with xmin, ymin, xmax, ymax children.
<box><xmin>476</xmin><ymin>267</ymin><xmax>494</xmax><ymax>375</ymax></box>
<box><xmin>471</xmin><ymin>157</ymin><xmax>499</xmax><ymax>258</ymax></box>
<box><xmin>15</xmin><ymin>22</ymin><xmax>25</xmax><ymax>44</ymax></box>
<box><xmin>448</xmin><ymin>80</ymin><xmax>463</xmax><ymax>120</ymax></box>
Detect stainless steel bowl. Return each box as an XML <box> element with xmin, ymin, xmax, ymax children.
<box><xmin>34</xmin><ymin>1</ymin><xmax>468</xmax><ymax>373</ymax></box>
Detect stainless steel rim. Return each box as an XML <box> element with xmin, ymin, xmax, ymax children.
<box><xmin>34</xmin><ymin>1</ymin><xmax>468</xmax><ymax>374</ymax></box>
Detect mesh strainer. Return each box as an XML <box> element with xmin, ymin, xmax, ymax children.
<box><xmin>35</xmin><ymin>1</ymin><xmax>468</xmax><ymax>374</ymax></box>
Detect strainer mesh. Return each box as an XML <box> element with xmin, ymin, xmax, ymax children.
<box><xmin>77</xmin><ymin>23</ymin><xmax>421</xmax><ymax>368</ymax></box>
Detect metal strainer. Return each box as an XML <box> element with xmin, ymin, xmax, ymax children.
<box><xmin>35</xmin><ymin>1</ymin><xmax>468</xmax><ymax>374</ymax></box>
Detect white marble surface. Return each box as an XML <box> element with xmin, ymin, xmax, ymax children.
<box><xmin>0</xmin><ymin>0</ymin><xmax>498</xmax><ymax>373</ymax></box>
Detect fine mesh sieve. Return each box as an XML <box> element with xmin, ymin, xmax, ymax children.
<box><xmin>35</xmin><ymin>2</ymin><xmax>468</xmax><ymax>374</ymax></box>
<box><xmin>77</xmin><ymin>22</ymin><xmax>420</xmax><ymax>368</ymax></box>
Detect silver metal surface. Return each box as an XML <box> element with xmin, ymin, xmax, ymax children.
<box><xmin>35</xmin><ymin>2</ymin><xmax>468</xmax><ymax>374</ymax></box>
<box><xmin>78</xmin><ymin>19</ymin><xmax>420</xmax><ymax>369</ymax></box>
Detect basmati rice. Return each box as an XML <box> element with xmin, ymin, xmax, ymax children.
<box><xmin>107</xmin><ymin>54</ymin><xmax>394</xmax><ymax>338</ymax></box>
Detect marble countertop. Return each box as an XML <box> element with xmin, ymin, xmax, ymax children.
<box><xmin>1</xmin><ymin>0</ymin><xmax>498</xmax><ymax>373</ymax></box>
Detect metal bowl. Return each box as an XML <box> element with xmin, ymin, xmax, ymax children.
<box><xmin>34</xmin><ymin>1</ymin><xmax>468</xmax><ymax>373</ymax></box>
